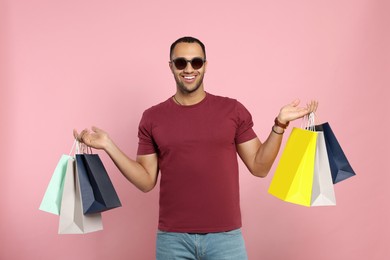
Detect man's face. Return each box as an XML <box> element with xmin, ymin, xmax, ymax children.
<box><xmin>170</xmin><ymin>42</ymin><xmax>207</xmax><ymax>94</ymax></box>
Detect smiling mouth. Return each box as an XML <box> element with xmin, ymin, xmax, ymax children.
<box><xmin>182</xmin><ymin>75</ymin><xmax>196</xmax><ymax>83</ymax></box>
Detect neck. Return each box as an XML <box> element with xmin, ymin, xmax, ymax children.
<box><xmin>174</xmin><ymin>89</ymin><xmax>206</xmax><ymax>106</ymax></box>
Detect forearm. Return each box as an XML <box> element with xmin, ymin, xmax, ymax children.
<box><xmin>104</xmin><ymin>140</ymin><xmax>158</xmax><ymax>192</ymax></box>
<box><xmin>251</xmin><ymin>125</ymin><xmax>285</xmax><ymax>177</ymax></box>
<box><xmin>238</xmin><ymin>100</ymin><xmax>317</xmax><ymax>177</ymax></box>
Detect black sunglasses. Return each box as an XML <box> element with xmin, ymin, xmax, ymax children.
<box><xmin>171</xmin><ymin>57</ymin><xmax>206</xmax><ymax>70</ymax></box>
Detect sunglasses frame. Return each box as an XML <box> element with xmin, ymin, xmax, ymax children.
<box><xmin>170</xmin><ymin>57</ymin><xmax>206</xmax><ymax>70</ymax></box>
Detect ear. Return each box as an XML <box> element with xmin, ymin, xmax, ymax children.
<box><xmin>169</xmin><ymin>61</ymin><xmax>174</xmax><ymax>73</ymax></box>
<box><xmin>204</xmin><ymin>60</ymin><xmax>208</xmax><ymax>73</ymax></box>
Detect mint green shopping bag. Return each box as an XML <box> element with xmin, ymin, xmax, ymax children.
<box><xmin>39</xmin><ymin>155</ymin><xmax>70</xmax><ymax>215</ymax></box>
<box><xmin>39</xmin><ymin>141</ymin><xmax>76</xmax><ymax>215</ymax></box>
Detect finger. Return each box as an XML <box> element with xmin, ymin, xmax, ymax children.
<box><xmin>308</xmin><ymin>101</ymin><xmax>314</xmax><ymax>112</ymax></box>
<box><xmin>79</xmin><ymin>129</ymin><xmax>89</xmax><ymax>143</ymax></box>
<box><xmin>91</xmin><ymin>126</ymin><xmax>102</xmax><ymax>134</ymax></box>
<box><xmin>306</xmin><ymin>102</ymin><xmax>311</xmax><ymax>112</ymax></box>
<box><xmin>311</xmin><ymin>100</ymin><xmax>318</xmax><ymax>113</ymax></box>
<box><xmin>73</xmin><ymin>129</ymin><xmax>79</xmax><ymax>140</ymax></box>
<box><xmin>308</xmin><ymin>100</ymin><xmax>316</xmax><ymax>113</ymax></box>
<box><xmin>75</xmin><ymin>129</ymin><xmax>88</xmax><ymax>142</ymax></box>
<box><xmin>290</xmin><ymin>99</ymin><xmax>300</xmax><ymax>107</ymax></box>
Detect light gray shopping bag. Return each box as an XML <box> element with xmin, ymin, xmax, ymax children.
<box><xmin>311</xmin><ymin>130</ymin><xmax>336</xmax><ymax>206</ymax></box>
<box><xmin>58</xmin><ymin>157</ymin><xmax>103</xmax><ymax>234</ymax></box>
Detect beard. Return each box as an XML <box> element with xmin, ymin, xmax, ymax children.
<box><xmin>174</xmin><ymin>73</ymin><xmax>205</xmax><ymax>94</ymax></box>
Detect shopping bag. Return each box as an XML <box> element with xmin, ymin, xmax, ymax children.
<box><xmin>310</xmin><ymin>131</ymin><xmax>336</xmax><ymax>206</ymax></box>
<box><xmin>316</xmin><ymin>123</ymin><xmax>356</xmax><ymax>184</ymax></box>
<box><xmin>40</xmin><ymin>141</ymin><xmax>78</xmax><ymax>215</ymax></box>
<box><xmin>268</xmin><ymin>127</ymin><xmax>318</xmax><ymax>207</ymax></box>
<box><xmin>39</xmin><ymin>154</ymin><xmax>71</xmax><ymax>215</ymax></box>
<box><xmin>59</xmin><ymin>157</ymin><xmax>103</xmax><ymax>234</ymax></box>
<box><xmin>76</xmin><ymin>153</ymin><xmax>121</xmax><ymax>214</ymax></box>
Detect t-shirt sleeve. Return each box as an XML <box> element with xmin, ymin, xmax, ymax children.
<box><xmin>137</xmin><ymin>111</ymin><xmax>158</xmax><ymax>155</ymax></box>
<box><xmin>234</xmin><ymin>101</ymin><xmax>257</xmax><ymax>144</ymax></box>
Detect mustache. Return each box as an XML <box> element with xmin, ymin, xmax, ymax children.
<box><xmin>175</xmin><ymin>74</ymin><xmax>205</xmax><ymax>94</ymax></box>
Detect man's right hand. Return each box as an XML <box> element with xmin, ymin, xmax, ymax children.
<box><xmin>74</xmin><ymin>126</ymin><xmax>159</xmax><ymax>192</ymax></box>
<box><xmin>73</xmin><ymin>126</ymin><xmax>110</xmax><ymax>151</ymax></box>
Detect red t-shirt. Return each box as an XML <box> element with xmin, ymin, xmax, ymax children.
<box><xmin>137</xmin><ymin>92</ymin><xmax>257</xmax><ymax>233</ymax></box>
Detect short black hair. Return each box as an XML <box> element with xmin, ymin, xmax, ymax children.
<box><xmin>170</xmin><ymin>36</ymin><xmax>206</xmax><ymax>60</ymax></box>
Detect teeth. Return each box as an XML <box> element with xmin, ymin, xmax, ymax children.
<box><xmin>184</xmin><ymin>76</ymin><xmax>195</xmax><ymax>80</ymax></box>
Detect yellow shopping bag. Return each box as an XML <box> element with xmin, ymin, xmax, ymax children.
<box><xmin>268</xmin><ymin>127</ymin><xmax>318</xmax><ymax>207</ymax></box>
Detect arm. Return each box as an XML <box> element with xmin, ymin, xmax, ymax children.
<box><xmin>74</xmin><ymin>127</ymin><xmax>159</xmax><ymax>192</ymax></box>
<box><xmin>237</xmin><ymin>99</ymin><xmax>318</xmax><ymax>177</ymax></box>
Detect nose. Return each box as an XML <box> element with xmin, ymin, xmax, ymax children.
<box><xmin>183</xmin><ymin>61</ymin><xmax>195</xmax><ymax>73</ymax></box>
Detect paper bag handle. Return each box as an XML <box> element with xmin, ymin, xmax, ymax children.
<box><xmin>301</xmin><ymin>112</ymin><xmax>316</xmax><ymax>131</ymax></box>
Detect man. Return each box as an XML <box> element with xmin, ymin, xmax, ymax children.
<box><xmin>75</xmin><ymin>36</ymin><xmax>317</xmax><ymax>259</ymax></box>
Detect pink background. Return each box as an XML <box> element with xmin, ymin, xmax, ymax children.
<box><xmin>1</xmin><ymin>0</ymin><xmax>389</xmax><ymax>259</ymax></box>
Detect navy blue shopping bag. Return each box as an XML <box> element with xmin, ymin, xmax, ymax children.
<box><xmin>316</xmin><ymin>123</ymin><xmax>356</xmax><ymax>184</ymax></box>
<box><xmin>76</xmin><ymin>154</ymin><xmax>122</xmax><ymax>214</ymax></box>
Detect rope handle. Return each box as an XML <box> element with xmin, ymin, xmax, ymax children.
<box><xmin>301</xmin><ymin>112</ymin><xmax>317</xmax><ymax>131</ymax></box>
<box><xmin>69</xmin><ymin>139</ymin><xmax>93</xmax><ymax>156</ymax></box>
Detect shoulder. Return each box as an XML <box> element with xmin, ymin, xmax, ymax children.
<box><xmin>142</xmin><ymin>97</ymin><xmax>172</xmax><ymax>118</ymax></box>
<box><xmin>207</xmin><ymin>93</ymin><xmax>250</xmax><ymax>112</ymax></box>
<box><xmin>207</xmin><ymin>92</ymin><xmax>239</xmax><ymax>106</ymax></box>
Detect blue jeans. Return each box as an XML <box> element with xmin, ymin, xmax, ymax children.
<box><xmin>156</xmin><ymin>228</ymin><xmax>248</xmax><ymax>260</ymax></box>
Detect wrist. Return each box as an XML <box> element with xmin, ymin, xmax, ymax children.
<box><xmin>272</xmin><ymin>125</ymin><xmax>284</xmax><ymax>135</ymax></box>
<box><xmin>274</xmin><ymin>117</ymin><xmax>289</xmax><ymax>129</ymax></box>
<box><xmin>103</xmin><ymin>138</ymin><xmax>115</xmax><ymax>152</ymax></box>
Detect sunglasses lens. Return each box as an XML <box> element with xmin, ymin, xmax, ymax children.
<box><xmin>173</xmin><ymin>58</ymin><xmax>205</xmax><ymax>70</ymax></box>
<box><xmin>173</xmin><ymin>58</ymin><xmax>187</xmax><ymax>70</ymax></box>
<box><xmin>191</xmin><ymin>58</ymin><xmax>204</xmax><ymax>69</ymax></box>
